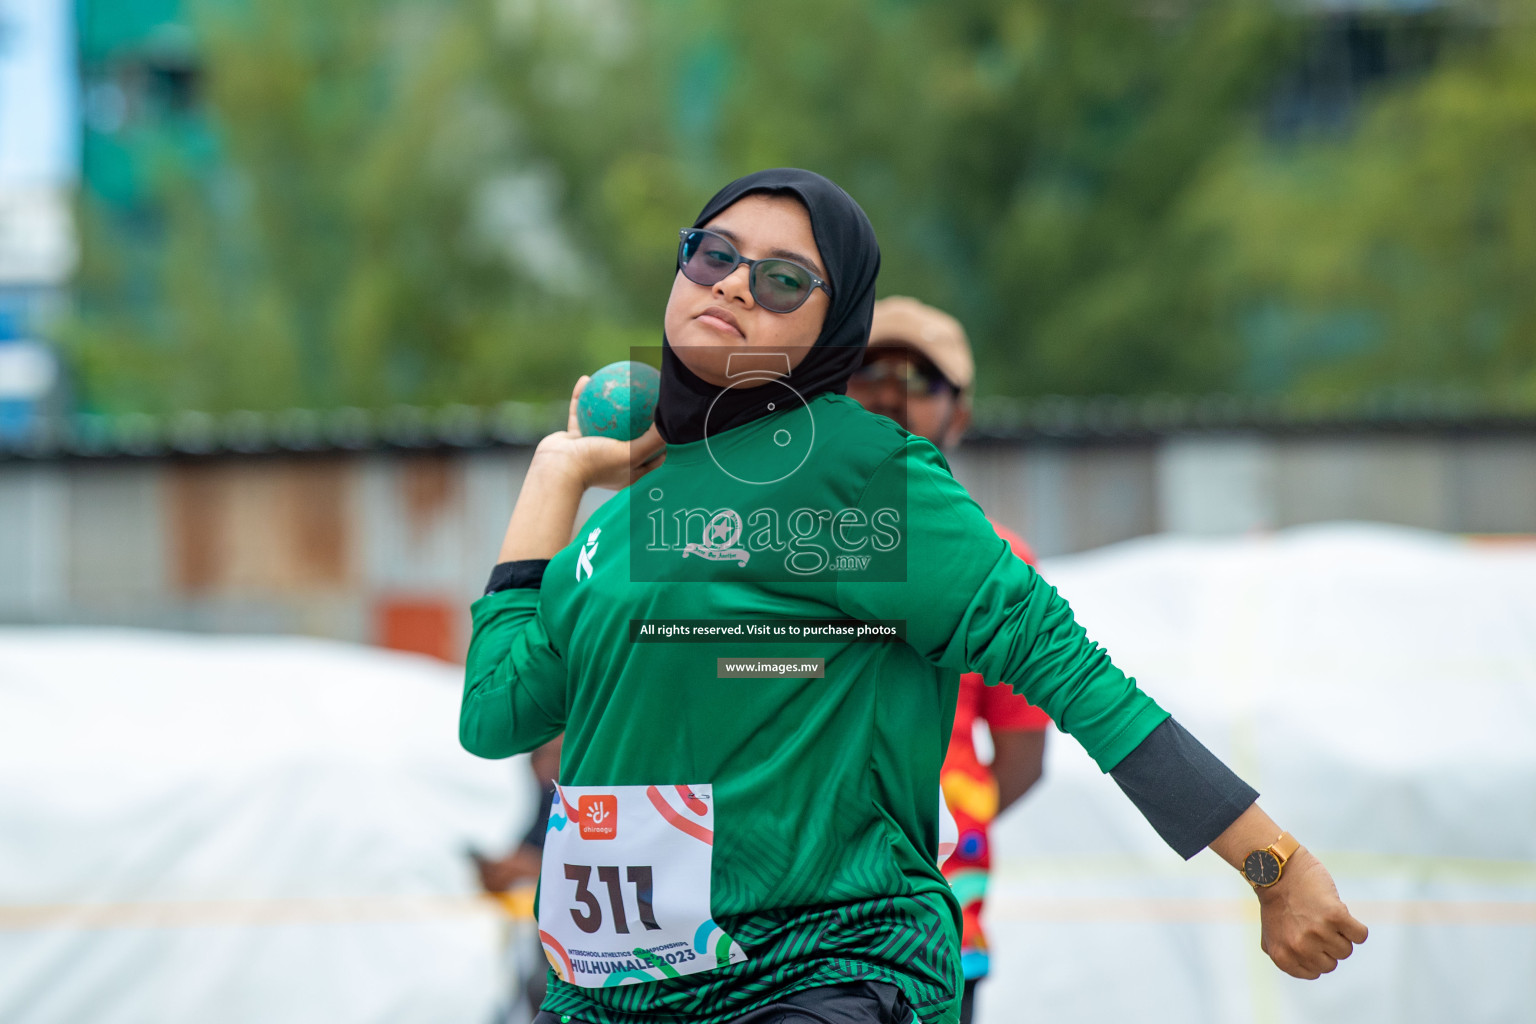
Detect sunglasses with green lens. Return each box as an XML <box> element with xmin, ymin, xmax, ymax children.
<box><xmin>677</xmin><ymin>228</ymin><xmax>831</xmax><ymax>313</ymax></box>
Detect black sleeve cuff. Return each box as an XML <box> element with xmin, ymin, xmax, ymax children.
<box><xmin>484</xmin><ymin>559</ymin><xmax>550</xmax><ymax>595</ymax></box>
<box><xmin>1109</xmin><ymin>717</ymin><xmax>1258</xmax><ymax>860</ymax></box>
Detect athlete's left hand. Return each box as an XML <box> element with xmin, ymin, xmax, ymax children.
<box><xmin>1255</xmin><ymin>846</ymin><xmax>1368</xmax><ymax>979</ymax></box>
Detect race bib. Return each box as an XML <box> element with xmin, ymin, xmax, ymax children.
<box><xmin>537</xmin><ymin>783</ymin><xmax>748</xmax><ymax>988</ymax></box>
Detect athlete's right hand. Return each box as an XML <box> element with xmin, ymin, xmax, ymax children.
<box><xmin>532</xmin><ymin>375</ymin><xmax>667</xmax><ymax>491</ymax></box>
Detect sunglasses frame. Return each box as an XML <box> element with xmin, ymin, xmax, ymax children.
<box><xmin>677</xmin><ymin>228</ymin><xmax>832</xmax><ymax>314</ymax></box>
<box><xmin>850</xmin><ymin>354</ymin><xmax>959</xmax><ymax>397</ymax></box>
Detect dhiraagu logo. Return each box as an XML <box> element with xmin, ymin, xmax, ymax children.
<box><xmin>578</xmin><ymin>795</ymin><xmax>618</xmax><ymax>840</ymax></box>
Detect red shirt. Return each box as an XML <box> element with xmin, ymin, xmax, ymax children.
<box><xmin>940</xmin><ymin>523</ymin><xmax>1049</xmax><ymax>978</ymax></box>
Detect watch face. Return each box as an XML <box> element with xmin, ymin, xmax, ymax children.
<box><xmin>1244</xmin><ymin>850</ymin><xmax>1281</xmax><ymax>886</ymax></box>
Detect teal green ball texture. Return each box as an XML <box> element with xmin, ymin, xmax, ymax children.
<box><xmin>576</xmin><ymin>361</ymin><xmax>661</xmax><ymax>441</ymax></box>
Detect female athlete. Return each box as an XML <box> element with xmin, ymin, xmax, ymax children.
<box><xmin>461</xmin><ymin>168</ymin><xmax>1366</xmax><ymax>1024</ymax></box>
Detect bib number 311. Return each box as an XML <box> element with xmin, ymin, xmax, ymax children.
<box><xmin>537</xmin><ymin>783</ymin><xmax>748</xmax><ymax>988</ymax></box>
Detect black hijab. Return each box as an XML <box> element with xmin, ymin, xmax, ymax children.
<box><xmin>654</xmin><ymin>168</ymin><xmax>881</xmax><ymax>445</ymax></box>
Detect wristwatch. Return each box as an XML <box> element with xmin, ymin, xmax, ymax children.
<box><xmin>1241</xmin><ymin>831</ymin><xmax>1300</xmax><ymax>888</ymax></box>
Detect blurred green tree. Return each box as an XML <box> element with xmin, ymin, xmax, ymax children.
<box><xmin>65</xmin><ymin>0</ymin><xmax>1295</xmax><ymax>411</ymax></box>
<box><xmin>64</xmin><ymin>0</ymin><xmax>1536</xmax><ymax>414</ymax></box>
<box><xmin>485</xmin><ymin>0</ymin><xmax>1294</xmax><ymax>399</ymax></box>
<box><xmin>1190</xmin><ymin>5</ymin><xmax>1536</xmax><ymax>407</ymax></box>
<box><xmin>67</xmin><ymin>0</ymin><xmax>649</xmax><ymax>414</ymax></box>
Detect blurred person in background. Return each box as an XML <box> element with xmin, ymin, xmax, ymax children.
<box><xmin>847</xmin><ymin>297</ymin><xmax>1049</xmax><ymax>1024</ymax></box>
<box><xmin>472</xmin><ymin>735</ymin><xmax>564</xmax><ymax>1021</ymax></box>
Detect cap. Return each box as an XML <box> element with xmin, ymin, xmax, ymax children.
<box><xmin>867</xmin><ymin>296</ymin><xmax>974</xmax><ymax>394</ymax></box>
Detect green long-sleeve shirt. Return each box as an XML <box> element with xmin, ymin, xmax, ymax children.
<box><xmin>463</xmin><ymin>394</ymin><xmax>1167</xmax><ymax>1024</ymax></box>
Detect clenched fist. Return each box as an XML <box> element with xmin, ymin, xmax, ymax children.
<box><xmin>1255</xmin><ymin>846</ymin><xmax>1369</xmax><ymax>979</ymax></box>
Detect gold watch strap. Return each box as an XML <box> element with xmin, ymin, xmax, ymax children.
<box><xmin>1270</xmin><ymin>831</ymin><xmax>1300</xmax><ymax>865</ymax></box>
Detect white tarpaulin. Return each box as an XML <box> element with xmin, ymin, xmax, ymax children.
<box><xmin>980</xmin><ymin>524</ymin><xmax>1536</xmax><ymax>1024</ymax></box>
<box><xmin>0</xmin><ymin>630</ymin><xmax>529</xmax><ymax>1024</ymax></box>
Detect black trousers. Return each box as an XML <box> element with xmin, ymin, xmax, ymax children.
<box><xmin>533</xmin><ymin>980</ymin><xmax>915</xmax><ymax>1024</ymax></box>
<box><xmin>958</xmin><ymin>979</ymin><xmax>977</xmax><ymax>1024</ymax></box>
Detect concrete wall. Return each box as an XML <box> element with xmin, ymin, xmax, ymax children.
<box><xmin>948</xmin><ymin>431</ymin><xmax>1536</xmax><ymax>557</ymax></box>
<box><xmin>3</xmin><ymin>429</ymin><xmax>1532</xmax><ymax>654</ymax></box>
